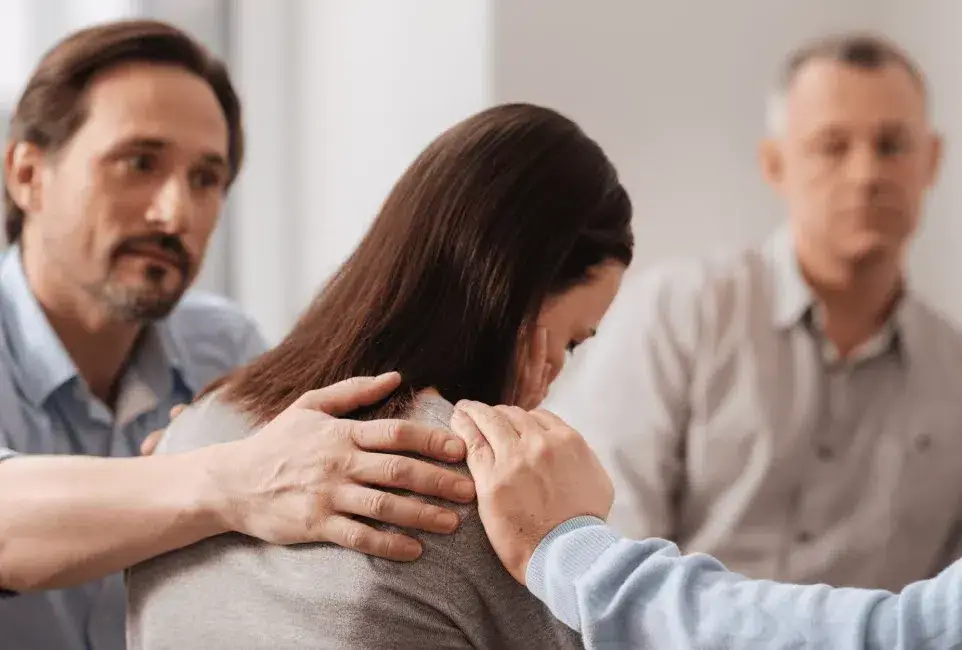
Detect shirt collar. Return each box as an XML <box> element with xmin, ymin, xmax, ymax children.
<box><xmin>762</xmin><ymin>224</ymin><xmax>918</xmax><ymax>364</ymax></box>
<box><xmin>0</xmin><ymin>246</ymin><xmax>194</xmax><ymax>408</ymax></box>
<box><xmin>765</xmin><ymin>225</ymin><xmax>816</xmax><ymax>330</ymax></box>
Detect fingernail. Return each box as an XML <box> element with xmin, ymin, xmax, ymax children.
<box><xmin>402</xmin><ymin>540</ymin><xmax>423</xmax><ymax>559</ymax></box>
<box><xmin>444</xmin><ymin>439</ymin><xmax>463</xmax><ymax>458</ymax></box>
<box><xmin>456</xmin><ymin>480</ymin><xmax>475</xmax><ymax>500</ymax></box>
<box><xmin>438</xmin><ymin>512</ymin><xmax>459</xmax><ymax>530</ymax></box>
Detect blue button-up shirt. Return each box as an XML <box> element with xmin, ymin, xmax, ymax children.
<box><xmin>0</xmin><ymin>247</ymin><xmax>267</xmax><ymax>650</ymax></box>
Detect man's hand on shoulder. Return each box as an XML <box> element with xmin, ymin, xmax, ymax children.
<box><xmin>199</xmin><ymin>372</ymin><xmax>477</xmax><ymax>560</ymax></box>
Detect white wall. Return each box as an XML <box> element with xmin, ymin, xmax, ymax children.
<box><xmin>884</xmin><ymin>1</ymin><xmax>962</xmax><ymax>317</ymax></box>
<box><xmin>231</xmin><ymin>0</ymin><xmax>490</xmax><ymax>341</ymax></box>
<box><xmin>491</xmin><ymin>0</ymin><xmax>962</xmax><ymax>320</ymax></box>
<box><xmin>492</xmin><ymin>0</ymin><xmax>881</xmax><ymax>266</ymax></box>
<box><xmin>230</xmin><ymin>1</ymin><xmax>962</xmax><ymax>339</ymax></box>
<box><xmin>294</xmin><ymin>0</ymin><xmax>490</xmax><ymax>310</ymax></box>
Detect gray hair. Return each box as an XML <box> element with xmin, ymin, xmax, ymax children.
<box><xmin>765</xmin><ymin>32</ymin><xmax>927</xmax><ymax>135</ymax></box>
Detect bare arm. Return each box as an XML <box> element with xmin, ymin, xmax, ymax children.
<box><xmin>0</xmin><ymin>373</ymin><xmax>475</xmax><ymax>593</ymax></box>
<box><xmin>0</xmin><ymin>448</ymin><xmax>225</xmax><ymax>592</ymax></box>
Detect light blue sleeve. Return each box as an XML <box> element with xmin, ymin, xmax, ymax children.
<box><xmin>527</xmin><ymin>517</ymin><xmax>962</xmax><ymax>649</ymax></box>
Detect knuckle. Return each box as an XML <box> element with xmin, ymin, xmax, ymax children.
<box><xmin>382</xmin><ymin>455</ymin><xmax>408</xmax><ymax>484</ymax></box>
<box><xmin>559</xmin><ymin>427</ymin><xmax>583</xmax><ymax>446</ymax></box>
<box><xmin>414</xmin><ymin>504</ymin><xmax>434</xmax><ymax>528</ymax></box>
<box><xmin>532</xmin><ymin>438</ymin><xmax>554</xmax><ymax>462</ymax></box>
<box><xmin>432</xmin><ymin>470</ymin><xmax>448</xmax><ymax>495</ymax></box>
<box><xmin>428</xmin><ymin>429</ymin><xmax>449</xmax><ymax>456</ymax></box>
<box><xmin>339</xmin><ymin>450</ymin><xmax>357</xmax><ymax>476</ymax></box>
<box><xmin>465</xmin><ymin>437</ymin><xmax>489</xmax><ymax>457</ymax></box>
<box><xmin>345</xmin><ymin>527</ymin><xmax>371</xmax><ymax>551</ymax></box>
<box><xmin>347</xmin><ymin>422</ymin><xmax>373</xmax><ymax>449</ymax></box>
<box><xmin>318</xmin><ymin>452</ymin><xmax>343</xmax><ymax>476</ymax></box>
<box><xmin>384</xmin><ymin>421</ymin><xmax>405</xmax><ymax>445</ymax></box>
<box><xmin>342</xmin><ymin>376</ymin><xmax>366</xmax><ymax>389</ymax></box>
<box><xmin>365</xmin><ymin>490</ymin><xmax>391</xmax><ymax>518</ymax></box>
<box><xmin>381</xmin><ymin>534</ymin><xmax>403</xmax><ymax>558</ymax></box>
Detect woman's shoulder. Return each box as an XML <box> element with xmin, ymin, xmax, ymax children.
<box><xmin>155</xmin><ymin>394</ymin><xmax>258</xmax><ymax>455</ymax></box>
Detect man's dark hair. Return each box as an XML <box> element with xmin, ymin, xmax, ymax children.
<box><xmin>4</xmin><ymin>19</ymin><xmax>244</xmax><ymax>243</ymax></box>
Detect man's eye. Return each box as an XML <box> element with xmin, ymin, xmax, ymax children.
<box><xmin>878</xmin><ymin>136</ymin><xmax>909</xmax><ymax>157</ymax></box>
<box><xmin>190</xmin><ymin>169</ymin><xmax>223</xmax><ymax>190</ymax></box>
<box><xmin>125</xmin><ymin>153</ymin><xmax>156</xmax><ymax>173</ymax></box>
<box><xmin>819</xmin><ymin>140</ymin><xmax>848</xmax><ymax>158</ymax></box>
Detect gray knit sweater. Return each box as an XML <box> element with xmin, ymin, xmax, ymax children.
<box><xmin>125</xmin><ymin>392</ymin><xmax>583</xmax><ymax>649</ymax></box>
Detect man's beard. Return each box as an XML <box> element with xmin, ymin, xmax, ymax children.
<box><xmin>88</xmin><ymin>264</ymin><xmax>189</xmax><ymax>322</ymax></box>
<box><xmin>86</xmin><ymin>234</ymin><xmax>194</xmax><ymax>323</ymax></box>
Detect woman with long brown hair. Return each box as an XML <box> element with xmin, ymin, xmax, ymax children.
<box><xmin>127</xmin><ymin>103</ymin><xmax>633</xmax><ymax>649</ymax></box>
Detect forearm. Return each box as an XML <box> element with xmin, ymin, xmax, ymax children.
<box><xmin>527</xmin><ymin>518</ymin><xmax>962</xmax><ymax>650</ymax></box>
<box><xmin>0</xmin><ymin>448</ymin><xmax>228</xmax><ymax>592</ymax></box>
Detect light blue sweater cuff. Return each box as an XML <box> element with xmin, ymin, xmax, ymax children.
<box><xmin>526</xmin><ymin>516</ymin><xmax>620</xmax><ymax>631</ymax></box>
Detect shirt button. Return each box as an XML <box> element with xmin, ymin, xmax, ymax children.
<box><xmin>815</xmin><ymin>445</ymin><xmax>834</xmax><ymax>461</ymax></box>
<box><xmin>796</xmin><ymin>531</ymin><xmax>814</xmax><ymax>544</ymax></box>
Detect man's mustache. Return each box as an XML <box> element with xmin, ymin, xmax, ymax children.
<box><xmin>113</xmin><ymin>235</ymin><xmax>192</xmax><ymax>275</ymax></box>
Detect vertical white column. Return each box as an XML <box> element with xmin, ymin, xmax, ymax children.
<box><xmin>230</xmin><ymin>0</ymin><xmax>490</xmax><ymax>341</ymax></box>
<box><xmin>229</xmin><ymin>0</ymin><xmax>303</xmax><ymax>341</ymax></box>
<box><xmin>293</xmin><ymin>0</ymin><xmax>492</xmax><ymax>309</ymax></box>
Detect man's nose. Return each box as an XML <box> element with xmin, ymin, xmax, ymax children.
<box><xmin>145</xmin><ymin>175</ymin><xmax>192</xmax><ymax>234</ymax></box>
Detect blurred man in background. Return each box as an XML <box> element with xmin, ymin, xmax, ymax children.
<box><xmin>547</xmin><ymin>32</ymin><xmax>962</xmax><ymax>591</ymax></box>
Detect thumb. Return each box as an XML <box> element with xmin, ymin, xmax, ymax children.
<box><xmin>450</xmin><ymin>407</ymin><xmax>494</xmax><ymax>476</ymax></box>
<box><xmin>140</xmin><ymin>428</ymin><xmax>164</xmax><ymax>456</ymax></box>
<box><xmin>292</xmin><ymin>372</ymin><xmax>402</xmax><ymax>416</ymax></box>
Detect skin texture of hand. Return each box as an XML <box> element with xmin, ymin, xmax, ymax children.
<box><xmin>198</xmin><ymin>372</ymin><xmax>476</xmax><ymax>561</ymax></box>
<box><xmin>450</xmin><ymin>400</ymin><xmax>613</xmax><ymax>583</ymax></box>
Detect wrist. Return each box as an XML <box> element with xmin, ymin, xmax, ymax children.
<box><xmin>178</xmin><ymin>443</ymin><xmax>236</xmax><ymax>538</ymax></box>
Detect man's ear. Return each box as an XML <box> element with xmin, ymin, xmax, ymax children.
<box><xmin>5</xmin><ymin>141</ymin><xmax>45</xmax><ymax>215</ymax></box>
<box><xmin>758</xmin><ymin>138</ymin><xmax>786</xmax><ymax>193</ymax></box>
<box><xmin>925</xmin><ymin>132</ymin><xmax>944</xmax><ymax>188</ymax></box>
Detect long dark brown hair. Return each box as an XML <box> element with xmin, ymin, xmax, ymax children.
<box><xmin>214</xmin><ymin>103</ymin><xmax>633</xmax><ymax>423</ymax></box>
